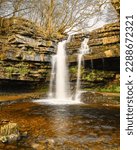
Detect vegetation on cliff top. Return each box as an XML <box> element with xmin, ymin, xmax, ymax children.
<box><xmin>0</xmin><ymin>0</ymin><xmax>118</xmax><ymax>36</ymax></box>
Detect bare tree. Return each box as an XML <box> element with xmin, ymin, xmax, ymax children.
<box><xmin>0</xmin><ymin>0</ymin><xmax>33</xmax><ymax>18</ymax></box>
<box><xmin>28</xmin><ymin>0</ymin><xmax>118</xmax><ymax>34</ymax></box>
<box><xmin>0</xmin><ymin>0</ymin><xmax>118</xmax><ymax>35</ymax></box>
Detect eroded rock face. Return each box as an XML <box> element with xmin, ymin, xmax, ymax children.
<box><xmin>0</xmin><ymin>17</ymin><xmax>57</xmax><ymax>82</ymax></box>
<box><xmin>67</xmin><ymin>22</ymin><xmax>120</xmax><ymax>62</ymax></box>
<box><xmin>0</xmin><ymin>15</ymin><xmax>120</xmax><ymax>92</ymax></box>
<box><xmin>67</xmin><ymin>18</ymin><xmax>120</xmax><ymax>91</ymax></box>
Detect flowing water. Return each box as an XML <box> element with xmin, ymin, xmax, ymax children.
<box><xmin>55</xmin><ymin>40</ymin><xmax>70</xmax><ymax>99</ymax></box>
<box><xmin>36</xmin><ymin>37</ymin><xmax>90</xmax><ymax>104</ymax></box>
<box><xmin>0</xmin><ymin>35</ymin><xmax>120</xmax><ymax>149</ymax></box>
<box><xmin>0</xmin><ymin>102</ymin><xmax>120</xmax><ymax>150</ymax></box>
<box><xmin>35</xmin><ymin>36</ymin><xmax>81</xmax><ymax>105</ymax></box>
<box><xmin>75</xmin><ymin>38</ymin><xmax>90</xmax><ymax>100</ymax></box>
<box><xmin>48</xmin><ymin>55</ymin><xmax>56</xmax><ymax>97</ymax></box>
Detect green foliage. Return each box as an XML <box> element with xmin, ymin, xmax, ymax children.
<box><xmin>5</xmin><ymin>67</ymin><xmax>14</xmax><ymax>73</ymax></box>
<box><xmin>82</xmin><ymin>70</ymin><xmax>115</xmax><ymax>82</ymax></box>
<box><xmin>19</xmin><ymin>68</ymin><xmax>29</xmax><ymax>76</ymax></box>
<box><xmin>69</xmin><ymin>66</ymin><xmax>84</xmax><ymax>74</ymax></box>
<box><xmin>83</xmin><ymin>85</ymin><xmax>120</xmax><ymax>93</ymax></box>
<box><xmin>69</xmin><ymin>66</ymin><xmax>77</xmax><ymax>74</ymax></box>
<box><xmin>5</xmin><ymin>67</ymin><xmax>14</xmax><ymax>78</ymax></box>
<box><xmin>5</xmin><ymin>65</ymin><xmax>29</xmax><ymax>78</ymax></box>
<box><xmin>100</xmin><ymin>85</ymin><xmax>120</xmax><ymax>93</ymax></box>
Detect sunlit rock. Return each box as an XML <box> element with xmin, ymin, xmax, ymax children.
<box><xmin>0</xmin><ymin>123</ymin><xmax>20</xmax><ymax>143</ymax></box>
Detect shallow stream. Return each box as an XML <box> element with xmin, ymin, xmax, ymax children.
<box><xmin>0</xmin><ymin>101</ymin><xmax>119</xmax><ymax>150</ymax></box>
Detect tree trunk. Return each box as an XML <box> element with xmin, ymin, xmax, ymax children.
<box><xmin>47</xmin><ymin>0</ymin><xmax>54</xmax><ymax>35</ymax></box>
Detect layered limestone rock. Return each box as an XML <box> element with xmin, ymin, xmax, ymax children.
<box><xmin>67</xmin><ymin>22</ymin><xmax>120</xmax><ymax>62</ymax></box>
<box><xmin>67</xmin><ymin>0</ymin><xmax>120</xmax><ymax>62</ymax></box>
<box><xmin>0</xmin><ymin>17</ymin><xmax>57</xmax><ymax>82</ymax></box>
<box><xmin>69</xmin><ymin>64</ymin><xmax>120</xmax><ymax>91</ymax></box>
<box><xmin>66</xmin><ymin>0</ymin><xmax>120</xmax><ymax>92</ymax></box>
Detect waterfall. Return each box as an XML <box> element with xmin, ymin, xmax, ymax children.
<box><xmin>48</xmin><ymin>55</ymin><xmax>56</xmax><ymax>97</ymax></box>
<box><xmin>48</xmin><ymin>35</ymin><xmax>72</xmax><ymax>101</ymax></box>
<box><xmin>34</xmin><ymin>36</ymin><xmax>89</xmax><ymax>105</ymax></box>
<box><xmin>75</xmin><ymin>38</ymin><xmax>89</xmax><ymax>100</ymax></box>
<box><xmin>55</xmin><ymin>40</ymin><xmax>70</xmax><ymax>99</ymax></box>
<box><xmin>36</xmin><ymin>35</ymin><xmax>82</xmax><ymax>104</ymax></box>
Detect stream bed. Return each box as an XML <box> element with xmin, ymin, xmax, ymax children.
<box><xmin>0</xmin><ymin>101</ymin><xmax>119</xmax><ymax>150</ymax></box>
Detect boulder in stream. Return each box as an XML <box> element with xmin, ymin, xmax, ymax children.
<box><xmin>0</xmin><ymin>122</ymin><xmax>20</xmax><ymax>143</ymax></box>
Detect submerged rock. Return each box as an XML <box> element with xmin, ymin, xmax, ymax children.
<box><xmin>0</xmin><ymin>122</ymin><xmax>20</xmax><ymax>143</ymax></box>
<box><xmin>45</xmin><ymin>139</ymin><xmax>55</xmax><ymax>147</ymax></box>
<box><xmin>31</xmin><ymin>139</ymin><xmax>55</xmax><ymax>150</ymax></box>
<box><xmin>31</xmin><ymin>143</ymin><xmax>46</xmax><ymax>150</ymax></box>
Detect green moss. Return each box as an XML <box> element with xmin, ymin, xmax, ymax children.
<box><xmin>69</xmin><ymin>66</ymin><xmax>77</xmax><ymax>74</ymax></box>
<box><xmin>99</xmin><ymin>85</ymin><xmax>120</xmax><ymax>93</ymax></box>
<box><xmin>69</xmin><ymin>66</ymin><xmax>84</xmax><ymax>74</ymax></box>
<box><xmin>83</xmin><ymin>85</ymin><xmax>120</xmax><ymax>93</ymax></box>
<box><xmin>5</xmin><ymin>67</ymin><xmax>14</xmax><ymax>78</ymax></box>
<box><xmin>19</xmin><ymin>68</ymin><xmax>29</xmax><ymax>76</ymax></box>
<box><xmin>5</xmin><ymin>67</ymin><xmax>14</xmax><ymax>73</ymax></box>
<box><xmin>82</xmin><ymin>70</ymin><xmax>115</xmax><ymax>82</ymax></box>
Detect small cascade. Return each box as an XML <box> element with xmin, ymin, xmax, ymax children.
<box><xmin>75</xmin><ymin>38</ymin><xmax>90</xmax><ymax>100</ymax></box>
<box><xmin>48</xmin><ymin>55</ymin><xmax>56</xmax><ymax>97</ymax></box>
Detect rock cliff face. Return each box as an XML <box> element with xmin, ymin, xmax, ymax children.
<box><xmin>67</xmin><ymin>0</ymin><xmax>120</xmax><ymax>63</ymax></box>
<box><xmin>0</xmin><ymin>0</ymin><xmax>120</xmax><ymax>93</ymax></box>
<box><xmin>67</xmin><ymin>22</ymin><xmax>120</xmax><ymax>62</ymax></box>
<box><xmin>66</xmin><ymin>20</ymin><xmax>120</xmax><ymax>91</ymax></box>
<box><xmin>0</xmin><ymin>17</ymin><xmax>57</xmax><ymax>87</ymax></box>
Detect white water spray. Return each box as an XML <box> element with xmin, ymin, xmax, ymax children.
<box><xmin>56</xmin><ymin>40</ymin><xmax>70</xmax><ymax>99</ymax></box>
<box><xmin>34</xmin><ymin>35</ymin><xmax>82</xmax><ymax>105</ymax></box>
<box><xmin>48</xmin><ymin>55</ymin><xmax>56</xmax><ymax>97</ymax></box>
<box><xmin>75</xmin><ymin>38</ymin><xmax>90</xmax><ymax>100</ymax></box>
<box><xmin>34</xmin><ymin>36</ymin><xmax>89</xmax><ymax>105</ymax></box>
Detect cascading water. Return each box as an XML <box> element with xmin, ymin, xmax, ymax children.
<box><xmin>35</xmin><ymin>35</ymin><xmax>81</xmax><ymax>105</ymax></box>
<box><xmin>55</xmin><ymin>40</ymin><xmax>70</xmax><ymax>100</ymax></box>
<box><xmin>48</xmin><ymin>55</ymin><xmax>56</xmax><ymax>97</ymax></box>
<box><xmin>75</xmin><ymin>38</ymin><xmax>90</xmax><ymax>100</ymax></box>
<box><xmin>34</xmin><ymin>36</ymin><xmax>90</xmax><ymax>105</ymax></box>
